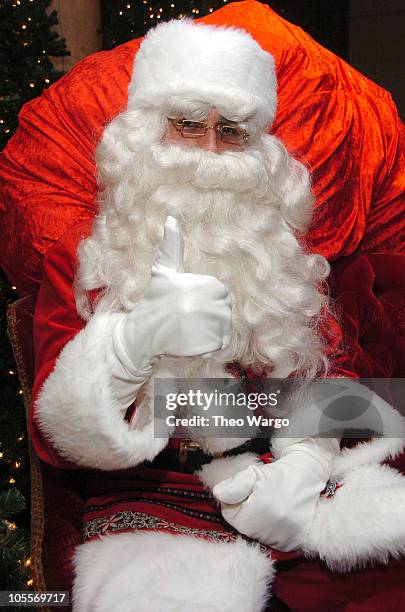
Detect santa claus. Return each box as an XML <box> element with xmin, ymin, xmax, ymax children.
<box><xmin>31</xmin><ymin>19</ymin><xmax>405</xmax><ymax>611</ymax></box>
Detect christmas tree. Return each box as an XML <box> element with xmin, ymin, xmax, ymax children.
<box><xmin>0</xmin><ymin>0</ymin><xmax>69</xmax><ymax>150</ymax></box>
<box><xmin>0</xmin><ymin>0</ymin><xmax>69</xmax><ymax>590</ymax></box>
<box><xmin>0</xmin><ymin>489</ymin><xmax>30</xmax><ymax>591</ymax></box>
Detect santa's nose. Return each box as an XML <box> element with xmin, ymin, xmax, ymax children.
<box><xmin>200</xmin><ymin>126</ymin><xmax>220</xmax><ymax>152</ymax></box>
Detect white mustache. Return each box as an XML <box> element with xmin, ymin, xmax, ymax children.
<box><xmin>149</xmin><ymin>143</ymin><xmax>269</xmax><ymax>193</ymax></box>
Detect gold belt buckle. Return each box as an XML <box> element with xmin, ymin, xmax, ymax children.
<box><xmin>179</xmin><ymin>440</ymin><xmax>202</xmax><ymax>466</ymax></box>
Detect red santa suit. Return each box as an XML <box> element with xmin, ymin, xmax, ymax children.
<box><xmin>30</xmin><ymin>217</ymin><xmax>349</xmax><ymax>537</ymax></box>
<box><xmin>30</xmin><ymin>189</ymin><xmax>405</xmax><ymax>611</ymax></box>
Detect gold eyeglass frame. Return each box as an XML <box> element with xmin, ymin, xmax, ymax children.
<box><xmin>170</xmin><ymin>118</ymin><xmax>249</xmax><ymax>146</ymax></box>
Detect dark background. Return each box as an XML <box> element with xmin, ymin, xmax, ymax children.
<box><xmin>99</xmin><ymin>0</ymin><xmax>404</xmax><ymax>118</ymax></box>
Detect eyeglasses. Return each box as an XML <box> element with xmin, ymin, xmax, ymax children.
<box><xmin>170</xmin><ymin>118</ymin><xmax>249</xmax><ymax>146</ymax></box>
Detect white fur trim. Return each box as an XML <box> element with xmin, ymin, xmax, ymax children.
<box><xmin>73</xmin><ymin>531</ymin><xmax>274</xmax><ymax>612</ymax></box>
<box><xmin>129</xmin><ymin>20</ymin><xmax>277</xmax><ymax>138</ymax></box>
<box><xmin>35</xmin><ymin>312</ymin><xmax>168</xmax><ymax>469</ymax></box>
<box><xmin>270</xmin><ymin>380</ymin><xmax>405</xmax><ymax>478</ymax></box>
<box><xmin>303</xmin><ymin>463</ymin><xmax>405</xmax><ymax>571</ymax></box>
<box><xmin>197</xmin><ymin>452</ymin><xmax>259</xmax><ymax>490</ymax></box>
<box><xmin>331</xmin><ymin>436</ymin><xmax>405</xmax><ymax>480</ymax></box>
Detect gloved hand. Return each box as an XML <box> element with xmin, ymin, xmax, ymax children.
<box><xmin>109</xmin><ymin>215</ymin><xmax>232</xmax><ymax>405</ymax></box>
<box><xmin>213</xmin><ymin>437</ymin><xmax>340</xmax><ymax>552</ymax></box>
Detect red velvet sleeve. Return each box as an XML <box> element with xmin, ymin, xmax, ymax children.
<box><xmin>30</xmin><ymin>220</ymin><xmax>93</xmax><ymax>469</ymax></box>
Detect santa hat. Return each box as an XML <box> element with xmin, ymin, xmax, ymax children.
<box><xmin>128</xmin><ymin>19</ymin><xmax>277</xmax><ymax>139</ymax></box>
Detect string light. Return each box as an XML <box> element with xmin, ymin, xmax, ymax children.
<box><xmin>6</xmin><ymin>521</ymin><xmax>17</xmax><ymax>530</ymax></box>
<box><xmin>1</xmin><ymin>0</ymin><xmax>71</xmax><ymax>582</ymax></box>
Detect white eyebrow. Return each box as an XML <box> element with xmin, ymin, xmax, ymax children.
<box><xmin>219</xmin><ymin>116</ymin><xmax>239</xmax><ymax>125</ymax></box>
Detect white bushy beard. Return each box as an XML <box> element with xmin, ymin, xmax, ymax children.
<box><xmin>75</xmin><ymin>111</ymin><xmax>330</xmax><ymax>450</ymax></box>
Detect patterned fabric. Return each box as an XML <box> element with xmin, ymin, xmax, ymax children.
<box><xmin>79</xmin><ymin>465</ymin><xmax>303</xmax><ymax>563</ymax></box>
<box><xmin>84</xmin><ymin>510</ymin><xmax>237</xmax><ymax>543</ymax></box>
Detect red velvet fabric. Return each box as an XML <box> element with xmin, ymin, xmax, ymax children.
<box><xmin>31</xmin><ymin>222</ymin><xmax>90</xmax><ymax>470</ymax></box>
<box><xmin>329</xmin><ymin>254</ymin><xmax>405</xmax><ymax>379</ymax></box>
<box><xmin>0</xmin><ymin>0</ymin><xmax>404</xmax><ymax>297</ymax></box>
<box><xmin>272</xmin><ymin>557</ymin><xmax>405</xmax><ymax>611</ymax></box>
<box><xmin>40</xmin><ymin>464</ymin><xmax>83</xmax><ymax>602</ymax></box>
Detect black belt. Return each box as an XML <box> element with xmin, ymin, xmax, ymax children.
<box><xmin>147</xmin><ymin>437</ymin><xmax>270</xmax><ymax>474</ymax></box>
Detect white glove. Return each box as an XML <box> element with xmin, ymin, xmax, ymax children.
<box><xmin>109</xmin><ymin>215</ymin><xmax>233</xmax><ymax>406</ymax></box>
<box><xmin>213</xmin><ymin>437</ymin><xmax>340</xmax><ymax>552</ymax></box>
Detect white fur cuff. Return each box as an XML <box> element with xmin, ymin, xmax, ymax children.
<box><xmin>303</xmin><ymin>462</ymin><xmax>405</xmax><ymax>571</ymax></box>
<box><xmin>35</xmin><ymin>312</ymin><xmax>168</xmax><ymax>470</ymax></box>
